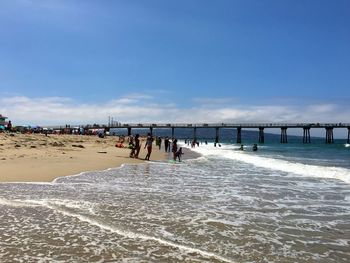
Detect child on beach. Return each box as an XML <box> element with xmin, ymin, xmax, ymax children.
<box><xmin>129</xmin><ymin>136</ymin><xmax>136</xmax><ymax>158</ymax></box>
<box><xmin>157</xmin><ymin>137</ymin><xmax>162</xmax><ymax>150</ymax></box>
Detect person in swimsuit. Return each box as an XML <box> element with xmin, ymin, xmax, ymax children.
<box><xmin>175</xmin><ymin>147</ymin><xmax>183</xmax><ymax>161</ymax></box>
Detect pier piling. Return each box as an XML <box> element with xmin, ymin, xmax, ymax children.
<box><xmin>280</xmin><ymin>127</ymin><xmax>288</xmax><ymax>143</ymax></box>
<box><xmin>127</xmin><ymin>127</ymin><xmax>132</xmax><ymax>136</ymax></box>
<box><xmin>258</xmin><ymin>127</ymin><xmax>264</xmax><ymax>143</ymax></box>
<box><xmin>303</xmin><ymin>127</ymin><xmax>311</xmax><ymax>143</ymax></box>
<box><xmin>236</xmin><ymin>127</ymin><xmax>242</xmax><ymax>144</ymax></box>
<box><xmin>149</xmin><ymin>127</ymin><xmax>153</xmax><ymax>136</ymax></box>
<box><xmin>193</xmin><ymin>127</ymin><xmax>197</xmax><ymax>141</ymax></box>
<box><xmin>325</xmin><ymin>127</ymin><xmax>334</xmax><ymax>143</ymax></box>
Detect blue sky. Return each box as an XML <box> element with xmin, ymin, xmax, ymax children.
<box><xmin>0</xmin><ymin>0</ymin><xmax>349</xmax><ymax>135</ymax></box>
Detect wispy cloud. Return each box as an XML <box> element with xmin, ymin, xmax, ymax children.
<box><xmin>0</xmin><ymin>95</ymin><xmax>349</xmax><ymax>126</ymax></box>
<box><xmin>122</xmin><ymin>93</ymin><xmax>153</xmax><ymax>100</ymax></box>
<box><xmin>192</xmin><ymin>97</ymin><xmax>238</xmax><ymax>106</ymax></box>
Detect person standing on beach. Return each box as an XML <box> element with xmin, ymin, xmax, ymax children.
<box><xmin>144</xmin><ymin>133</ymin><xmax>153</xmax><ymax>160</ymax></box>
<box><xmin>7</xmin><ymin>120</ymin><xmax>12</xmax><ymax>132</ymax></box>
<box><xmin>172</xmin><ymin>139</ymin><xmax>178</xmax><ymax>161</ymax></box>
<box><xmin>134</xmin><ymin>134</ymin><xmax>141</xmax><ymax>158</ymax></box>
<box><xmin>157</xmin><ymin>137</ymin><xmax>162</xmax><ymax>150</ymax></box>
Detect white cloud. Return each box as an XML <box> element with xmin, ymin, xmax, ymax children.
<box><xmin>192</xmin><ymin>97</ymin><xmax>238</xmax><ymax>105</ymax></box>
<box><xmin>306</xmin><ymin>104</ymin><xmax>336</xmax><ymax>113</ymax></box>
<box><xmin>0</xmin><ymin>95</ymin><xmax>349</xmax><ymax>129</ymax></box>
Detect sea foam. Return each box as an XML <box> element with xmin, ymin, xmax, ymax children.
<box><xmin>0</xmin><ymin>198</ymin><xmax>235</xmax><ymax>263</ymax></box>
<box><xmin>185</xmin><ymin>144</ymin><xmax>350</xmax><ymax>184</ymax></box>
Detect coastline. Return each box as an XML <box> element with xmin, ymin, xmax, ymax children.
<box><xmin>0</xmin><ymin>133</ymin><xmax>171</xmax><ymax>183</ymax></box>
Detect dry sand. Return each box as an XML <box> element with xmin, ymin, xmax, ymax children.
<box><xmin>0</xmin><ymin>133</ymin><xmax>170</xmax><ymax>182</ymax></box>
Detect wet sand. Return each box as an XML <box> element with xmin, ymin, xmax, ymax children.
<box><xmin>0</xmin><ymin>133</ymin><xmax>170</xmax><ymax>182</ymax></box>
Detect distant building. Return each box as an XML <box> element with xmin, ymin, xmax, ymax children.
<box><xmin>0</xmin><ymin>114</ymin><xmax>8</xmax><ymax>126</ymax></box>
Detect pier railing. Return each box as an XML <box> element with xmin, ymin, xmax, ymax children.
<box><xmin>113</xmin><ymin>122</ymin><xmax>350</xmax><ymax>128</ymax></box>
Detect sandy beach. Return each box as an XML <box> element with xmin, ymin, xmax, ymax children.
<box><xmin>0</xmin><ymin>133</ymin><xmax>169</xmax><ymax>182</ymax></box>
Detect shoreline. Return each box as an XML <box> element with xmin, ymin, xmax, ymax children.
<box><xmin>0</xmin><ymin>133</ymin><xmax>172</xmax><ymax>183</ymax></box>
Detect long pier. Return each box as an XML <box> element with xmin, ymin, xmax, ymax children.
<box><xmin>70</xmin><ymin>122</ymin><xmax>350</xmax><ymax>144</ymax></box>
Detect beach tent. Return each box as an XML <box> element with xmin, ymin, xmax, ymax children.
<box><xmin>0</xmin><ymin>125</ymin><xmax>5</xmax><ymax>130</ymax></box>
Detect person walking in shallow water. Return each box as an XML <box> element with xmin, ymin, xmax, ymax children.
<box><xmin>164</xmin><ymin>137</ymin><xmax>169</xmax><ymax>152</ymax></box>
<box><xmin>172</xmin><ymin>139</ymin><xmax>178</xmax><ymax>161</ymax></box>
<box><xmin>175</xmin><ymin>147</ymin><xmax>183</xmax><ymax>162</ymax></box>
<box><xmin>144</xmin><ymin>133</ymin><xmax>153</xmax><ymax>160</ymax></box>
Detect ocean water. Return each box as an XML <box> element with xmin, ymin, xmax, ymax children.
<box><xmin>0</xmin><ymin>140</ymin><xmax>350</xmax><ymax>262</ymax></box>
